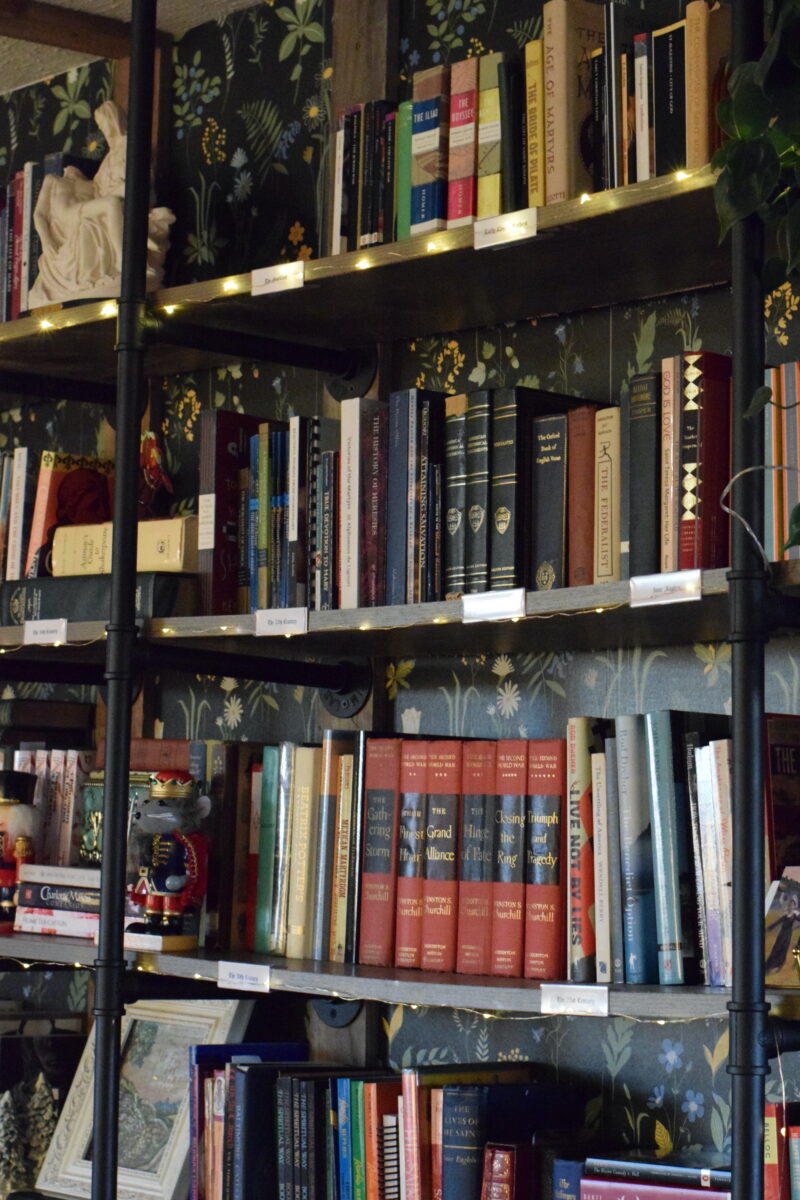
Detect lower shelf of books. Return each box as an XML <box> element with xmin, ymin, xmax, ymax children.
<box><xmin>6</xmin><ymin>932</ymin><xmax>800</xmax><ymax>1019</ymax></box>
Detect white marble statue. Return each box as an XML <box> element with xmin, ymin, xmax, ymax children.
<box><xmin>28</xmin><ymin>100</ymin><xmax>175</xmax><ymax>307</ymax></box>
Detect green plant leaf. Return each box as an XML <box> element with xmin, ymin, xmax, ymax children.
<box><xmin>715</xmin><ymin>95</ymin><xmax>736</xmax><ymax>140</ymax></box>
<box><xmin>714</xmin><ymin>137</ymin><xmax>781</xmax><ymax>238</ymax></box>
<box><xmin>783</xmin><ymin>502</ymin><xmax>800</xmax><ymax>551</ymax></box>
<box><xmin>729</xmin><ymin>62</ymin><xmax>773</xmax><ymax>139</ymax></box>
<box><xmin>743</xmin><ymin>384</ymin><xmax>773</xmax><ymax>419</ymax></box>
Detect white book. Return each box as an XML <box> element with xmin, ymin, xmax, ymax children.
<box><xmin>331</xmin><ymin>121</ymin><xmax>345</xmax><ymax>255</ymax></box>
<box><xmin>6</xmin><ymin>445</ymin><xmax>29</xmax><ymax>581</ymax></box>
<box><xmin>338</xmin><ymin>396</ymin><xmax>362</xmax><ymax>609</ymax></box>
<box><xmin>13</xmin><ymin>905</ymin><xmax>100</xmax><ymax>938</ymax></box>
<box><xmin>18</xmin><ymin>861</ymin><xmax>100</xmax><ymax>889</ymax></box>
<box><xmin>694</xmin><ymin>743</ymin><xmax>725</xmax><ymax>986</ymax></box>
<box><xmin>709</xmin><ymin>737</ymin><xmax>733</xmax><ymax>987</ymax></box>
<box><xmin>284</xmin><ymin>744</ymin><xmax>322</xmax><ymax>959</ymax></box>
<box><xmin>591</xmin><ymin>750</ymin><xmax>612</xmax><ymax>983</ymax></box>
<box><xmin>634</xmin><ymin>34</ymin><xmax>652</xmax><ymax>183</ymax></box>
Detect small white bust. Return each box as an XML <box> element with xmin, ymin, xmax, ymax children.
<box><xmin>28</xmin><ymin>100</ymin><xmax>175</xmax><ymax>307</ymax></box>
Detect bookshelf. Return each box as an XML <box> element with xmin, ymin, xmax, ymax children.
<box><xmin>0</xmin><ymin>2</ymin><xmax>787</xmax><ymax>1200</ymax></box>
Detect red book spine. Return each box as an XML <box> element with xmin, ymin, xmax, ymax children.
<box><xmin>358</xmin><ymin>737</ymin><xmax>403</xmax><ymax>966</ymax></box>
<box><xmin>400</xmin><ymin>1069</ymin><xmax>430</xmax><ymax>1200</ymax></box>
<box><xmin>363</xmin><ymin>1080</ymin><xmax>402</xmax><ymax>1200</ymax></box>
<box><xmin>394</xmin><ymin>740</ymin><xmax>428</xmax><ymax>969</ymax></box>
<box><xmin>677</xmin><ymin>351</ymin><xmax>732</xmax><ymax>570</ymax></box>
<box><xmin>490</xmin><ymin>739</ymin><xmax>528</xmax><ymax>977</ymax></box>
<box><xmin>524</xmin><ymin>737</ymin><xmax>567</xmax><ymax>980</ymax></box>
<box><xmin>456</xmin><ymin>739</ymin><xmax>496</xmax><ymax>975</ymax></box>
<box><xmin>581</xmin><ymin>1180</ymin><xmax>732</xmax><ymax>1200</ymax></box>
<box><xmin>567</xmin><ymin>405</ymin><xmax>597</xmax><ymax>587</ymax></box>
<box><xmin>420</xmin><ymin>738</ymin><xmax>462</xmax><ymax>972</ymax></box>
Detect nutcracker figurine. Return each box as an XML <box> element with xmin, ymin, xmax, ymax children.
<box><xmin>127</xmin><ymin>769</ymin><xmax>211</xmax><ymax>939</ymax></box>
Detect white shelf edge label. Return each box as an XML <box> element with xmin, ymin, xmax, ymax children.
<box><xmin>473</xmin><ymin>207</ymin><xmax>537</xmax><ymax>250</ymax></box>
<box><xmin>540</xmin><ymin>983</ymin><xmax>609</xmax><ymax>1017</ymax></box>
<box><xmin>462</xmin><ymin>587</ymin><xmax>525</xmax><ymax>624</ymax></box>
<box><xmin>218</xmin><ymin>961</ymin><xmax>271</xmax><ymax>993</ymax></box>
<box><xmin>197</xmin><ymin>493</ymin><xmax>215</xmax><ymax>551</ymax></box>
<box><xmin>23</xmin><ymin>618</ymin><xmax>68</xmax><ymax>646</ymax></box>
<box><xmin>629</xmin><ymin>569</ymin><xmax>702</xmax><ymax>608</ymax></box>
<box><xmin>255</xmin><ymin>607</ymin><xmax>308</xmax><ymax>637</ymax></box>
<box><xmin>251</xmin><ymin>261</ymin><xmax>305</xmax><ymax>296</ymax></box>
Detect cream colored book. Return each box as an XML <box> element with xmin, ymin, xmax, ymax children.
<box><xmin>284</xmin><ymin>744</ymin><xmax>322</xmax><ymax>960</ymax></box>
<box><xmin>328</xmin><ymin>752</ymin><xmax>355</xmax><ymax>963</ymax></box>
<box><xmin>51</xmin><ymin>514</ymin><xmax>198</xmax><ymax>576</ymax></box>
<box><xmin>524</xmin><ymin>39</ymin><xmax>546</xmax><ymax>207</ymax></box>
<box><xmin>593</xmin><ymin>406</ymin><xmax>621</xmax><ymax>584</ymax></box>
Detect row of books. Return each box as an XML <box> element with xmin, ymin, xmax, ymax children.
<box><xmin>0</xmin><ymin>151</ymin><xmax>99</xmax><ymax>323</ymax></box>
<box><xmin>330</xmin><ymin>0</ymin><xmax>730</xmax><ymax>252</ymax></box>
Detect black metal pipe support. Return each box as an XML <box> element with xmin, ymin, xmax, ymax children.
<box><xmin>149</xmin><ymin>315</ymin><xmax>376</xmax><ymax>389</ymax></box>
<box><xmin>727</xmin><ymin>7</ymin><xmax>769</xmax><ymax>1199</ymax></box>
<box><xmin>765</xmin><ymin>1019</ymin><xmax>800</xmax><ymax>1059</ymax></box>
<box><xmin>91</xmin><ymin>5</ymin><xmax>157</xmax><ymax>1200</ymax></box>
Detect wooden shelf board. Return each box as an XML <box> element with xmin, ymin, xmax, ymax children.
<box><xmin>0</xmin><ymin>171</ymin><xmax>726</xmax><ymax>385</ymax></box>
<box><xmin>6</xmin><ymin>932</ymin><xmax>798</xmax><ymax>1019</ymax></box>
<box><xmin>0</xmin><ymin>564</ymin><xmax>797</xmax><ymax>667</ymax></box>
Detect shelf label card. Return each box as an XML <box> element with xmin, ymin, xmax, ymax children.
<box><xmin>23</xmin><ymin>618</ymin><xmax>68</xmax><ymax>646</ymax></box>
<box><xmin>255</xmin><ymin>607</ymin><xmax>308</xmax><ymax>637</ymax></box>
<box><xmin>540</xmin><ymin>983</ymin><xmax>609</xmax><ymax>1017</ymax></box>
<box><xmin>197</xmin><ymin>493</ymin><xmax>215</xmax><ymax>551</ymax></box>
<box><xmin>462</xmin><ymin>587</ymin><xmax>525</xmax><ymax>624</ymax></box>
<box><xmin>251</xmin><ymin>261</ymin><xmax>305</xmax><ymax>296</ymax></box>
<box><xmin>629</xmin><ymin>569</ymin><xmax>702</xmax><ymax>607</ymax></box>
<box><xmin>473</xmin><ymin>207</ymin><xmax>537</xmax><ymax>250</ymax></box>
<box><xmin>218</xmin><ymin>961</ymin><xmax>271</xmax><ymax>993</ymax></box>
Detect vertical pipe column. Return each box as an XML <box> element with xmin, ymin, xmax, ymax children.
<box><xmin>91</xmin><ymin>5</ymin><xmax>157</xmax><ymax>1200</ymax></box>
<box><xmin>727</xmin><ymin>5</ymin><xmax>769</xmax><ymax>1200</ymax></box>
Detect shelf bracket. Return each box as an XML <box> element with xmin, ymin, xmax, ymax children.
<box><xmin>147</xmin><ymin>315</ymin><xmax>377</xmax><ymax>400</ymax></box>
<box><xmin>764</xmin><ymin>1017</ymin><xmax>800</xmax><ymax>1059</ymax></box>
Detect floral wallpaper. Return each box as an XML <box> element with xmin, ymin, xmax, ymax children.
<box><xmin>1</xmin><ymin>0</ymin><xmax>800</xmax><ymax>1157</ymax></box>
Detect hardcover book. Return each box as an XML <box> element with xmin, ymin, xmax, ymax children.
<box><xmin>490</xmin><ymin>738</ymin><xmax>528</xmax><ymax>977</ymax></box>
<box><xmin>626</xmin><ymin>372</ymin><xmax>661</xmax><ymax>577</ymax></box>
<box><xmin>25</xmin><ymin>451</ymin><xmax>114</xmax><ymax>577</ymax></box>
<box><xmin>197</xmin><ymin>409</ymin><xmax>261</xmax><ymax>615</ymax></box>
<box><xmin>464</xmin><ymin>390</ymin><xmax>492</xmax><ymax>593</ymax></box>
<box><xmin>285</xmin><ymin>744</ymin><xmax>323</xmax><ymax>959</ymax></box>
<box><xmin>542</xmin><ymin>0</ymin><xmax>606</xmax><ymax>204</ymax></box>
<box><xmin>567</xmin><ymin>716</ymin><xmax>603</xmax><ymax>982</ymax></box>
<box><xmin>615</xmin><ymin>714</ymin><xmax>658</xmax><ymax>984</ymax></box>
<box><xmin>358</xmin><ymin>737</ymin><xmax>403</xmax><ymax>967</ymax></box>
<box><xmin>310</xmin><ymin>731</ymin><xmax>356</xmax><ymax>961</ymax></box>
<box><xmin>420</xmin><ymin>738</ymin><xmax>461</xmax><ymax>972</ymax></box>
<box><xmin>567</xmin><ymin>404</ymin><xmax>597</xmax><ymax>587</ymax></box>
<box><xmin>593</xmin><ymin>406</ymin><xmax>621</xmax><ymax>584</ymax></box>
<box><xmin>394</xmin><ymin>740</ymin><xmax>429</xmax><ymax>969</ymax></box>
<box><xmin>524</xmin><ymin>38</ymin><xmax>546</xmax><ymax>207</ymax></box>
<box><xmin>456</xmin><ymin>739</ymin><xmax>496</xmax><ymax>976</ymax></box>
<box><xmin>524</xmin><ymin>737</ymin><xmax>567</xmax><ymax>980</ymax></box>
<box><xmin>677</xmin><ymin>351</ymin><xmax>732</xmax><ymax>571</ymax></box>
<box><xmin>410</xmin><ymin>95</ymin><xmax>450</xmax><ymax>235</ymax></box>
<box><xmin>0</xmin><ymin>572</ymin><xmax>197</xmax><ymax>623</ymax></box>
<box><xmin>532</xmin><ymin>412</ymin><xmax>568</xmax><ymax>590</ymax></box>
<box><xmin>50</xmin><ymin>514</ymin><xmax>198</xmax><ymax>577</ymax></box>
<box><xmin>652</xmin><ymin>19</ymin><xmax>687</xmax><ymax>175</ymax></box>
<box><xmin>443</xmin><ymin>393</ymin><xmax>468</xmax><ymax>597</ymax></box>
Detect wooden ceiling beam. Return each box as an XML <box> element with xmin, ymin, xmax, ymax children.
<box><xmin>0</xmin><ymin>0</ymin><xmax>168</xmax><ymax>59</ymax></box>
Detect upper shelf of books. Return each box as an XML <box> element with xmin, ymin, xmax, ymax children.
<box><xmin>0</xmin><ymin>170</ymin><xmax>726</xmax><ymax>384</ymax></box>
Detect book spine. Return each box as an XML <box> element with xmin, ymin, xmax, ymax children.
<box><xmin>287</xmin><ymin>415</ymin><xmax>309</xmax><ymax>608</ymax></box>
<box><xmin>6</xmin><ymin>445</ymin><xmax>29</xmax><ymax>582</ymax></box>
<box><xmin>381</xmin><ymin>110</ymin><xmax>397</xmax><ymax>244</ymax></box>
<box><xmin>394</xmin><ymin>742</ymin><xmax>428</xmax><ymax>969</ymax></box>
<box><xmin>652</xmin><ymin>21</ymin><xmax>687</xmax><ymax>175</ymax></box>
<box><xmin>13</xmin><ymin>906</ymin><xmax>99</xmax><ymax>936</ymax></box>
<box><xmin>634</xmin><ymin>34</ymin><xmax>652</xmax><ymax>182</ymax></box>
<box><xmin>615</xmin><ymin>714</ymin><xmax>658</xmax><ymax>984</ymax></box>
<box><xmin>643</xmin><ymin>711</ymin><xmax>685</xmax><ymax>985</ymax></box>
<box><xmin>395</xmin><ymin>100</ymin><xmax>414</xmax><ymax>241</ymax></box>
<box><xmin>524</xmin><ymin>737</ymin><xmax>567</xmax><ymax>980</ymax></box>
<box><xmin>447</xmin><ymin>56</ymin><xmax>478</xmax><ymax>228</ymax></box>
<box><xmin>567</xmin><ymin>717</ymin><xmax>596</xmax><ymax>982</ymax></box>
<box><xmin>660</xmin><ymin>354</ymin><xmax>681</xmax><ymax>572</ymax></box>
<box><xmin>603</xmin><ymin>736</ymin><xmax>625</xmax><ymax>983</ymax></box>
<box><xmin>489</xmin><ymin>387</ymin><xmax>525</xmax><ymax>591</ymax></box>
<box><xmin>310</xmin><ymin>732</ymin><xmax>354</xmax><ymax>960</ymax></box>
<box><xmin>583</xmin><ymin>1157</ymin><xmax>732</xmax><ymax>1190</ymax></box>
<box><xmin>443</xmin><ymin>393</ymin><xmax>468</xmax><ymax>597</ymax></box>
<box><xmin>788</xmin><ymin>1127</ymin><xmax>800</xmax><ymax>1200</ymax></box>
<box><xmin>497</xmin><ymin>56</ymin><xmax>524</xmax><ymax>213</ymax></box>
<box><xmin>10</xmin><ymin>170</ymin><xmax>23</xmax><ymax>320</ymax></box>
<box><xmin>593</xmin><ymin>407</ymin><xmax>621</xmax><ymax>584</ymax></box>
<box><xmin>50</xmin><ymin>515</ymin><xmax>198</xmax><ymax>577</ymax></box>
<box><xmin>476</xmin><ymin>52</ymin><xmax>504</xmax><ymax>219</ymax></box>
<box><xmin>543</xmin><ymin>0</ymin><xmax>605</xmax><ymax>203</ymax></box>
<box><xmin>410</xmin><ymin>96</ymin><xmax>449</xmax><ymax>234</ymax></box>
<box><xmin>285</xmin><ymin>745</ymin><xmax>322</xmax><ymax>959</ymax></box>
<box><xmin>591</xmin><ymin>749</ymin><xmax>611</xmax><ymax>984</ymax></box>
<box><xmin>198</xmin><ymin>410</ymin><xmax>261</xmax><ymax>615</ymax></box>
<box><xmin>464</xmin><ymin>391</ymin><xmax>492</xmax><ymax>593</ymax></box>
<box><xmin>456</xmin><ymin>740</ymin><xmax>496</xmax><ymax>976</ymax></box>
<box><xmin>441</xmin><ymin>1087</ymin><xmax>487</xmax><ymax>1200</ymax></box>
<box><xmin>15</xmin><ymin>880</ymin><xmax>100</xmax><ymax>911</ymax></box>
<box><xmin>709</xmin><ymin>738</ymin><xmax>733</xmax><ymax>987</ymax></box>
<box><xmin>358</xmin><ymin>737</ymin><xmax>403</xmax><ymax>967</ymax></box>
<box><xmin>581</xmin><ymin>1182</ymin><xmax>731</xmax><ymax>1200</ymax></box>
<box><xmin>532</xmin><ymin>412</ymin><xmax>568</xmax><ymax>590</ymax></box>
<box><xmin>268</xmin><ymin>742</ymin><xmax>295</xmax><ymax>956</ymax></box>
<box><xmin>554</xmin><ymin>1158</ymin><xmax>584</xmax><ymax>1200</ymax></box>
<box><xmin>420</xmin><ymin>739</ymin><xmax>461</xmax><ymax>972</ymax></box>
<box><xmin>387</xmin><ymin>390</ymin><xmax>411</xmax><ymax>605</ymax></box>
<box><xmin>525</xmin><ymin>39</ymin><xmax>546</xmax><ymax>207</ymax></box>
<box><xmin>345</xmin><ymin>730</ymin><xmax>367</xmax><ymax>963</ymax></box>
<box><xmin>360</xmin><ymin>403</ymin><xmax>388</xmax><ymax>608</ymax></box>
<box><xmin>253</xmin><ymin>745</ymin><xmax>280</xmax><ymax>955</ymax></box>
<box><xmin>677</xmin><ymin>352</ymin><xmax>732</xmax><ymax>571</ymax></box>
<box><xmin>490</xmin><ymin>739</ymin><xmax>528</xmax><ymax>977</ymax></box>
<box><xmin>589</xmin><ymin>46</ymin><xmax>606</xmax><ymax>193</ymax></box>
<box><xmin>319</xmin><ymin>449</ymin><xmax>338</xmax><ymax>610</ymax></box>
<box><xmin>328</xmin><ymin>752</ymin><xmax>355</xmax><ymax>962</ymax></box>
<box><xmin>331</xmin><ymin>117</ymin><xmax>346</xmax><ymax>254</ymax></box>
<box><xmin>566</xmin><ymin>405</ymin><xmax>596</xmax><ymax>588</ymax></box>
<box><xmin>627</xmin><ymin>372</ymin><xmax>662</xmax><ymax>577</ymax></box>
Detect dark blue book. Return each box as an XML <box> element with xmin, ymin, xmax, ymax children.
<box><xmin>583</xmin><ymin>1150</ymin><xmax>732</xmax><ymax>1191</ymax></box>
<box><xmin>553</xmin><ymin>1157</ymin><xmax>584</xmax><ymax>1200</ymax></box>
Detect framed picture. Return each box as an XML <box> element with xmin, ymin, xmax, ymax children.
<box><xmin>36</xmin><ymin>997</ymin><xmax>253</xmax><ymax>1200</ymax></box>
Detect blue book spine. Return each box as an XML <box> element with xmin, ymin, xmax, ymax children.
<box><xmin>441</xmin><ymin>1085</ymin><xmax>487</xmax><ymax>1200</ymax></box>
<box><xmin>552</xmin><ymin>1157</ymin><xmax>584</xmax><ymax>1200</ymax></box>
<box><xmin>336</xmin><ymin>1075</ymin><xmax>353</xmax><ymax>1200</ymax></box>
<box><xmin>410</xmin><ymin>179</ymin><xmax>447</xmax><ymax>229</ymax></box>
<box><xmin>386</xmin><ymin>390</ymin><xmax>411</xmax><ymax>605</ymax></box>
<box><xmin>410</xmin><ymin>97</ymin><xmax>448</xmax><ymax>232</ymax></box>
<box><xmin>644</xmin><ymin>710</ymin><xmax>685</xmax><ymax>985</ymax></box>
<box><xmin>249</xmin><ymin>433</ymin><xmax>260</xmax><ymax>612</ymax></box>
<box><xmin>614</xmin><ymin>714</ymin><xmax>658</xmax><ymax>984</ymax></box>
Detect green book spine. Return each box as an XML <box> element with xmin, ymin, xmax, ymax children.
<box><xmin>350</xmin><ymin>1079</ymin><xmax>366</xmax><ymax>1200</ymax></box>
<box><xmin>395</xmin><ymin>100</ymin><xmax>413</xmax><ymax>240</ymax></box>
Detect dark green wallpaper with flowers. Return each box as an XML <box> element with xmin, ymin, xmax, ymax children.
<box><xmin>2</xmin><ymin>0</ymin><xmax>800</xmax><ymax>1156</ymax></box>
